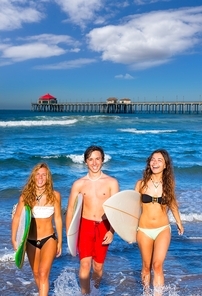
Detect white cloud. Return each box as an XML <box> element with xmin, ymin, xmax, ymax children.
<box><xmin>0</xmin><ymin>34</ymin><xmax>80</xmax><ymax>62</ymax></box>
<box><xmin>115</xmin><ymin>73</ymin><xmax>134</xmax><ymax>79</ymax></box>
<box><xmin>19</xmin><ymin>34</ymin><xmax>80</xmax><ymax>46</ymax></box>
<box><xmin>54</xmin><ymin>0</ymin><xmax>129</xmax><ymax>28</ymax></box>
<box><xmin>0</xmin><ymin>0</ymin><xmax>123</xmax><ymax>31</ymax></box>
<box><xmin>87</xmin><ymin>6</ymin><xmax>202</xmax><ymax>70</ymax></box>
<box><xmin>0</xmin><ymin>0</ymin><xmax>44</xmax><ymax>31</ymax></box>
<box><xmin>3</xmin><ymin>43</ymin><xmax>66</xmax><ymax>61</ymax></box>
<box><xmin>54</xmin><ymin>0</ymin><xmax>104</xmax><ymax>28</ymax></box>
<box><xmin>34</xmin><ymin>58</ymin><xmax>97</xmax><ymax>69</ymax></box>
<box><xmin>133</xmin><ymin>0</ymin><xmax>163</xmax><ymax>4</ymax></box>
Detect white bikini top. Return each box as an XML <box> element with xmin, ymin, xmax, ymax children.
<box><xmin>32</xmin><ymin>206</ymin><xmax>54</xmax><ymax>218</ymax></box>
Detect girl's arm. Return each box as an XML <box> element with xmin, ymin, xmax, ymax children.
<box><xmin>170</xmin><ymin>204</ymin><xmax>184</xmax><ymax>235</ymax></box>
<box><xmin>54</xmin><ymin>191</ymin><xmax>63</xmax><ymax>257</ymax></box>
<box><xmin>134</xmin><ymin>179</ymin><xmax>142</xmax><ymax>193</ymax></box>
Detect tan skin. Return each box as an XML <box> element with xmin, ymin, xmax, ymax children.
<box><xmin>135</xmin><ymin>152</ymin><xmax>184</xmax><ymax>295</ymax></box>
<box><xmin>12</xmin><ymin>167</ymin><xmax>62</xmax><ymax>296</ymax></box>
<box><xmin>66</xmin><ymin>150</ymin><xmax>119</xmax><ymax>295</ymax></box>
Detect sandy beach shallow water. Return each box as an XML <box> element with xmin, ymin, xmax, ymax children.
<box><xmin>0</xmin><ymin>110</ymin><xmax>202</xmax><ymax>295</ymax></box>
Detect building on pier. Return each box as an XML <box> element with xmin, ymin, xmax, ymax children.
<box><xmin>107</xmin><ymin>97</ymin><xmax>118</xmax><ymax>103</ymax></box>
<box><xmin>119</xmin><ymin>98</ymin><xmax>131</xmax><ymax>104</ymax></box>
<box><xmin>38</xmin><ymin>93</ymin><xmax>57</xmax><ymax>104</ymax></box>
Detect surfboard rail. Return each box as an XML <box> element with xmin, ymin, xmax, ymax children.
<box><xmin>15</xmin><ymin>205</ymin><xmax>31</xmax><ymax>269</ymax></box>
<box><xmin>67</xmin><ymin>193</ymin><xmax>83</xmax><ymax>256</ymax></box>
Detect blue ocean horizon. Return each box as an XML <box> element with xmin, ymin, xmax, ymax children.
<box><xmin>0</xmin><ymin>110</ymin><xmax>202</xmax><ymax>295</ymax></box>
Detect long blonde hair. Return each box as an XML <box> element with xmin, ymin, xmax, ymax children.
<box><xmin>21</xmin><ymin>163</ymin><xmax>56</xmax><ymax>208</ymax></box>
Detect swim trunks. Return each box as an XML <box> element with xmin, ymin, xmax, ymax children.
<box><xmin>78</xmin><ymin>217</ymin><xmax>110</xmax><ymax>263</ymax></box>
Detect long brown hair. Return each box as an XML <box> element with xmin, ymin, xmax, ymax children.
<box><xmin>21</xmin><ymin>163</ymin><xmax>56</xmax><ymax>208</ymax></box>
<box><xmin>140</xmin><ymin>149</ymin><xmax>178</xmax><ymax>209</ymax></box>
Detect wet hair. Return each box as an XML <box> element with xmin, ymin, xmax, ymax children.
<box><xmin>140</xmin><ymin>149</ymin><xmax>178</xmax><ymax>209</ymax></box>
<box><xmin>84</xmin><ymin>145</ymin><xmax>105</xmax><ymax>162</ymax></box>
<box><xmin>21</xmin><ymin>163</ymin><xmax>56</xmax><ymax>208</ymax></box>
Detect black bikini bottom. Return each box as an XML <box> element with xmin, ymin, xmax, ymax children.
<box><xmin>27</xmin><ymin>233</ymin><xmax>57</xmax><ymax>249</ymax></box>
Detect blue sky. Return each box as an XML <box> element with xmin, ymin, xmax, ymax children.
<box><xmin>0</xmin><ymin>0</ymin><xmax>202</xmax><ymax>109</ymax></box>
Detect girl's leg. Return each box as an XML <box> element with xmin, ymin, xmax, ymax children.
<box><xmin>152</xmin><ymin>226</ymin><xmax>171</xmax><ymax>295</ymax></box>
<box><xmin>137</xmin><ymin>230</ymin><xmax>154</xmax><ymax>289</ymax></box>
<box><xmin>38</xmin><ymin>237</ymin><xmax>57</xmax><ymax>296</ymax></box>
<box><xmin>27</xmin><ymin>238</ymin><xmax>57</xmax><ymax>296</ymax></box>
<box><xmin>26</xmin><ymin>241</ymin><xmax>41</xmax><ymax>288</ymax></box>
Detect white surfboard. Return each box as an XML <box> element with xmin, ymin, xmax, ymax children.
<box><xmin>67</xmin><ymin>193</ymin><xmax>83</xmax><ymax>256</ymax></box>
<box><xmin>103</xmin><ymin>190</ymin><xmax>141</xmax><ymax>243</ymax></box>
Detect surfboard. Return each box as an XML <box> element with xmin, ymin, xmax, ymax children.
<box><xmin>67</xmin><ymin>193</ymin><xmax>83</xmax><ymax>256</ymax></box>
<box><xmin>15</xmin><ymin>205</ymin><xmax>31</xmax><ymax>268</ymax></box>
<box><xmin>103</xmin><ymin>190</ymin><xmax>141</xmax><ymax>243</ymax></box>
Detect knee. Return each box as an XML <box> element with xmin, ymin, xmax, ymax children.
<box><xmin>93</xmin><ymin>262</ymin><xmax>103</xmax><ymax>274</ymax></box>
<box><xmin>33</xmin><ymin>269</ymin><xmax>39</xmax><ymax>281</ymax></box>
<box><xmin>142</xmin><ymin>262</ymin><xmax>151</xmax><ymax>274</ymax></box>
<box><xmin>142</xmin><ymin>266</ymin><xmax>151</xmax><ymax>277</ymax></box>
<box><xmin>152</xmin><ymin>261</ymin><xmax>163</xmax><ymax>274</ymax></box>
<box><xmin>80</xmin><ymin>260</ymin><xmax>91</xmax><ymax>273</ymax></box>
<box><xmin>38</xmin><ymin>268</ymin><xmax>49</xmax><ymax>282</ymax></box>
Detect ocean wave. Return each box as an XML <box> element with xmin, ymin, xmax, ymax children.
<box><xmin>0</xmin><ymin>251</ymin><xmax>15</xmax><ymax>263</ymax></box>
<box><xmin>54</xmin><ymin>270</ymin><xmax>80</xmax><ymax>295</ymax></box>
<box><xmin>0</xmin><ymin>153</ymin><xmax>112</xmax><ymax>168</ymax></box>
<box><xmin>86</xmin><ymin>115</ymin><xmax>121</xmax><ymax>120</ymax></box>
<box><xmin>66</xmin><ymin>153</ymin><xmax>111</xmax><ymax>164</ymax></box>
<box><xmin>43</xmin><ymin>153</ymin><xmax>111</xmax><ymax>164</ymax></box>
<box><xmin>0</xmin><ymin>119</ymin><xmax>78</xmax><ymax>127</ymax></box>
<box><xmin>169</xmin><ymin>212</ymin><xmax>202</xmax><ymax>222</ymax></box>
<box><xmin>175</xmin><ymin>165</ymin><xmax>202</xmax><ymax>172</ymax></box>
<box><xmin>118</xmin><ymin>128</ymin><xmax>177</xmax><ymax>134</ymax></box>
<box><xmin>185</xmin><ymin>236</ymin><xmax>202</xmax><ymax>240</ymax></box>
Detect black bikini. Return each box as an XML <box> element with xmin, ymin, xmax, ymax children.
<box><xmin>27</xmin><ymin>233</ymin><xmax>57</xmax><ymax>249</ymax></box>
<box><xmin>142</xmin><ymin>194</ymin><xmax>164</xmax><ymax>204</ymax></box>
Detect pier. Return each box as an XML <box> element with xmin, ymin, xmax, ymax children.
<box><xmin>31</xmin><ymin>101</ymin><xmax>202</xmax><ymax>114</ymax></box>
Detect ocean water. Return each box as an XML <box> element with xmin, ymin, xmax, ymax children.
<box><xmin>0</xmin><ymin>110</ymin><xmax>202</xmax><ymax>296</ymax></box>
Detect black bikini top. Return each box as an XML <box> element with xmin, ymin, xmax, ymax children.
<box><xmin>142</xmin><ymin>194</ymin><xmax>164</xmax><ymax>204</ymax></box>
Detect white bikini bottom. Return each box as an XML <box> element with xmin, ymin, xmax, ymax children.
<box><xmin>137</xmin><ymin>224</ymin><xmax>171</xmax><ymax>240</ymax></box>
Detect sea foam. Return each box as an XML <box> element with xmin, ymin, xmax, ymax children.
<box><xmin>0</xmin><ymin>119</ymin><xmax>78</xmax><ymax>127</ymax></box>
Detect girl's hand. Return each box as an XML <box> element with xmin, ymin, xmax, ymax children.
<box><xmin>177</xmin><ymin>223</ymin><xmax>184</xmax><ymax>235</ymax></box>
<box><xmin>56</xmin><ymin>242</ymin><xmax>62</xmax><ymax>257</ymax></box>
<box><xmin>12</xmin><ymin>239</ymin><xmax>18</xmax><ymax>251</ymax></box>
